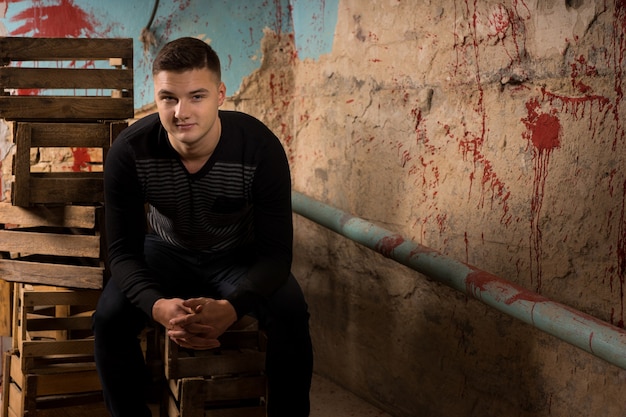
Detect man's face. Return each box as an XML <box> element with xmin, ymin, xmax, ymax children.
<box><xmin>153</xmin><ymin>68</ymin><xmax>226</xmax><ymax>152</ymax></box>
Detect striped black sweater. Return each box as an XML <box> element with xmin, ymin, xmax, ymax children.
<box><xmin>104</xmin><ymin>110</ymin><xmax>293</xmax><ymax>319</ymax></box>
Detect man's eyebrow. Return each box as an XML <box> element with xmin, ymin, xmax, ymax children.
<box><xmin>189</xmin><ymin>88</ymin><xmax>209</xmax><ymax>95</ymax></box>
<box><xmin>156</xmin><ymin>88</ymin><xmax>209</xmax><ymax>96</ymax></box>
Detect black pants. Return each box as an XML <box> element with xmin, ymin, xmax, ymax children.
<box><xmin>93</xmin><ymin>235</ymin><xmax>313</xmax><ymax>417</ymax></box>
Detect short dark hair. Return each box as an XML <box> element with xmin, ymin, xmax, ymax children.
<box><xmin>152</xmin><ymin>37</ymin><xmax>221</xmax><ymax>80</ymax></box>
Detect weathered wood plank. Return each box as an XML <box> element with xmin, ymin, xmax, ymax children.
<box><xmin>0</xmin><ymin>202</ymin><xmax>97</xmax><ymax>228</ymax></box>
<box><xmin>0</xmin><ymin>260</ymin><xmax>102</xmax><ymax>290</ymax></box>
<box><xmin>22</xmin><ymin>288</ymin><xmax>100</xmax><ymax>307</ymax></box>
<box><xmin>7</xmin><ymin>376</ymin><xmax>24</xmax><ymax>417</ymax></box>
<box><xmin>201</xmin><ymin>376</ymin><xmax>267</xmax><ymax>401</ymax></box>
<box><xmin>0</xmin><ymin>37</ymin><xmax>133</xmax><ymax>62</ymax></box>
<box><xmin>28</xmin><ymin>176</ymin><xmax>103</xmax><ymax>205</ymax></box>
<box><xmin>26</xmin><ymin>316</ymin><xmax>94</xmax><ymax>332</ymax></box>
<box><xmin>173</xmin><ymin>351</ymin><xmax>266</xmax><ymax>379</ymax></box>
<box><xmin>28</xmin><ymin>122</ymin><xmax>112</xmax><ymax>147</ymax></box>
<box><xmin>0</xmin><ymin>67</ymin><xmax>133</xmax><ymax>90</ymax></box>
<box><xmin>12</xmin><ymin>123</ymin><xmax>31</xmax><ymax>207</ymax></box>
<box><xmin>0</xmin><ymin>230</ymin><xmax>100</xmax><ymax>258</ymax></box>
<box><xmin>33</xmin><ymin>370</ymin><xmax>101</xmax><ymax>396</ymax></box>
<box><xmin>0</xmin><ymin>96</ymin><xmax>134</xmax><ymax>120</ymax></box>
<box><xmin>2</xmin><ymin>350</ymin><xmax>12</xmax><ymax>413</ymax></box>
<box><xmin>21</xmin><ymin>339</ymin><xmax>95</xmax><ymax>357</ymax></box>
<box><xmin>0</xmin><ymin>279</ymin><xmax>11</xmax><ymax>336</ymax></box>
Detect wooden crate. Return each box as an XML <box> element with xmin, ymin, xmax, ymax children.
<box><xmin>0</xmin><ymin>37</ymin><xmax>134</xmax><ymax>121</ymax></box>
<box><xmin>0</xmin><ymin>36</ymin><xmax>133</xmax><ymax>206</ymax></box>
<box><xmin>0</xmin><ymin>203</ymin><xmax>105</xmax><ymax>290</ymax></box>
<box><xmin>2</xmin><ymin>284</ymin><xmax>103</xmax><ymax>417</ymax></box>
<box><xmin>162</xmin><ymin>318</ymin><xmax>268</xmax><ymax>417</ymax></box>
<box><xmin>10</xmin><ymin>120</ymin><xmax>126</xmax><ymax>206</ymax></box>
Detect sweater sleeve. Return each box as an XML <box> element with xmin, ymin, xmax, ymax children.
<box><xmin>225</xmin><ymin>131</ymin><xmax>293</xmax><ymax>318</ymax></box>
<box><xmin>104</xmin><ymin>135</ymin><xmax>165</xmax><ymax>318</ymax></box>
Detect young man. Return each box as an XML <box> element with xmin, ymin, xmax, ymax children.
<box><xmin>93</xmin><ymin>37</ymin><xmax>313</xmax><ymax>417</ymax></box>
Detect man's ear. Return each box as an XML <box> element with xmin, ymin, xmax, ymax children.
<box><xmin>218</xmin><ymin>82</ymin><xmax>226</xmax><ymax>105</ymax></box>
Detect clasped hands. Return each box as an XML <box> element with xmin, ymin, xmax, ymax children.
<box><xmin>152</xmin><ymin>297</ymin><xmax>237</xmax><ymax>350</ymax></box>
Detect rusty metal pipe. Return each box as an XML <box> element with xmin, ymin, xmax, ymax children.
<box><xmin>291</xmin><ymin>191</ymin><xmax>626</xmax><ymax>370</ymax></box>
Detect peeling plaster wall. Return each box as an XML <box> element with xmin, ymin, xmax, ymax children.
<box><xmin>2</xmin><ymin>1</ymin><xmax>626</xmax><ymax>416</ymax></box>
<box><xmin>285</xmin><ymin>1</ymin><xmax>626</xmax><ymax>416</ymax></box>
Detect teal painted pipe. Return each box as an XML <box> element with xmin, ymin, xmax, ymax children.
<box><xmin>291</xmin><ymin>191</ymin><xmax>626</xmax><ymax>370</ymax></box>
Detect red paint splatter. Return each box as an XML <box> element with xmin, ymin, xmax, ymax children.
<box><xmin>450</xmin><ymin>1</ymin><xmax>512</xmax><ymax>227</ymax></box>
<box><xmin>466</xmin><ymin>270</ymin><xmax>548</xmax><ymax>309</ymax></box>
<box><xmin>269</xmin><ymin>73</ymin><xmax>277</xmax><ymax>105</ymax></box>
<box><xmin>375</xmin><ymin>235</ymin><xmax>405</xmax><ymax>258</ymax></box>
<box><xmin>10</xmin><ymin>0</ymin><xmax>97</xmax><ymax>37</ymax></box>
<box><xmin>71</xmin><ymin>147</ymin><xmax>91</xmax><ymax>172</ymax></box>
<box><xmin>486</xmin><ymin>2</ymin><xmax>529</xmax><ymax>64</ymax></box>
<box><xmin>521</xmin><ymin>81</ymin><xmax>614</xmax><ymax>302</ymax></box>
<box><xmin>570</xmin><ymin>55</ymin><xmax>598</xmax><ymax>95</ymax></box>
<box><xmin>521</xmin><ymin>98</ymin><xmax>562</xmax><ymax>292</ymax></box>
<box><xmin>523</xmin><ymin>99</ymin><xmax>561</xmax><ymax>152</ymax></box>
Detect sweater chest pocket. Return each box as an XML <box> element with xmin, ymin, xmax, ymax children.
<box><xmin>208</xmin><ymin>197</ymin><xmax>252</xmax><ymax>226</ymax></box>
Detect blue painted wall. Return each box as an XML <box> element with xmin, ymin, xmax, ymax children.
<box><xmin>0</xmin><ymin>0</ymin><xmax>338</xmax><ymax>109</ymax></box>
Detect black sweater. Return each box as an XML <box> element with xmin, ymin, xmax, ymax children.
<box><xmin>104</xmin><ymin>110</ymin><xmax>293</xmax><ymax>319</ymax></box>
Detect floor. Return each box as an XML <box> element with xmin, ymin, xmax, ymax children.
<box><xmin>309</xmin><ymin>373</ymin><xmax>392</xmax><ymax>417</ymax></box>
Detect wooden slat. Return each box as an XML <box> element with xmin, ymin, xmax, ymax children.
<box><xmin>0</xmin><ymin>260</ymin><xmax>103</xmax><ymax>290</ymax></box>
<box><xmin>28</xmin><ymin>122</ymin><xmax>112</xmax><ymax>147</ymax></box>
<box><xmin>21</xmin><ymin>339</ymin><xmax>95</xmax><ymax>357</ymax></box>
<box><xmin>21</xmin><ymin>358</ymin><xmax>97</xmax><ymax>375</ymax></box>
<box><xmin>12</xmin><ymin>123</ymin><xmax>31</xmax><ymax>207</ymax></box>
<box><xmin>9</xmin><ymin>349</ymin><xmax>24</xmax><ymax>388</ymax></box>
<box><xmin>23</xmin><ymin>288</ymin><xmax>100</xmax><ymax>307</ymax></box>
<box><xmin>26</xmin><ymin>316</ymin><xmax>93</xmax><ymax>332</ymax></box>
<box><xmin>166</xmin><ymin>393</ymin><xmax>181</xmax><ymax>416</ymax></box>
<box><xmin>0</xmin><ymin>67</ymin><xmax>133</xmax><ymax>90</ymax></box>
<box><xmin>0</xmin><ymin>279</ymin><xmax>12</xmax><ymax>336</ymax></box>
<box><xmin>110</xmin><ymin>120</ymin><xmax>128</xmax><ymax>145</ymax></box>
<box><xmin>29</xmin><ymin>176</ymin><xmax>103</xmax><ymax>204</ymax></box>
<box><xmin>201</xmin><ymin>376</ymin><xmax>267</xmax><ymax>401</ymax></box>
<box><xmin>179</xmin><ymin>377</ymin><xmax>203</xmax><ymax>417</ymax></box>
<box><xmin>170</xmin><ymin>351</ymin><xmax>266</xmax><ymax>380</ymax></box>
<box><xmin>7</xmin><ymin>381</ymin><xmax>23</xmax><ymax>417</ymax></box>
<box><xmin>33</xmin><ymin>370</ymin><xmax>101</xmax><ymax>396</ymax></box>
<box><xmin>0</xmin><ymin>202</ymin><xmax>98</xmax><ymax>228</ymax></box>
<box><xmin>2</xmin><ymin>350</ymin><xmax>12</xmax><ymax>415</ymax></box>
<box><xmin>0</xmin><ymin>96</ymin><xmax>134</xmax><ymax>120</ymax></box>
<box><xmin>0</xmin><ymin>37</ymin><xmax>133</xmax><ymax>62</ymax></box>
<box><xmin>0</xmin><ymin>230</ymin><xmax>100</xmax><ymax>258</ymax></box>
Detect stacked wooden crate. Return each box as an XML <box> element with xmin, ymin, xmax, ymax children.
<box><xmin>0</xmin><ymin>36</ymin><xmax>134</xmax><ymax>416</ymax></box>
<box><xmin>162</xmin><ymin>317</ymin><xmax>268</xmax><ymax>417</ymax></box>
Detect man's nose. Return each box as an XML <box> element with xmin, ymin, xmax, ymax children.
<box><xmin>175</xmin><ymin>100</ymin><xmax>188</xmax><ymax>119</ymax></box>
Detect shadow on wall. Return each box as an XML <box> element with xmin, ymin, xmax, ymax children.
<box><xmin>294</xmin><ymin>217</ymin><xmax>546</xmax><ymax>417</ymax></box>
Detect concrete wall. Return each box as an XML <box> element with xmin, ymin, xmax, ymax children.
<box><xmin>2</xmin><ymin>1</ymin><xmax>626</xmax><ymax>416</ymax></box>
